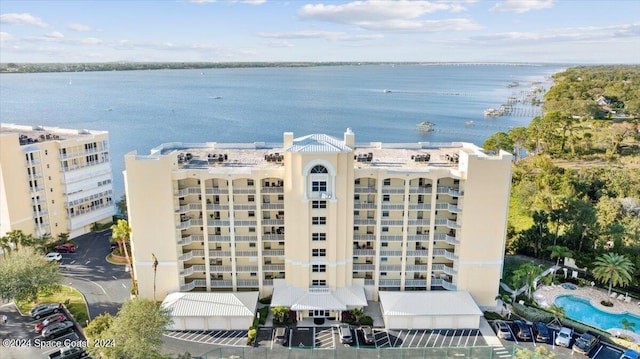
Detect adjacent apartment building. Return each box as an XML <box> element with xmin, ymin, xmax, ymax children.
<box><xmin>125</xmin><ymin>129</ymin><xmax>512</xmax><ymax>322</ymax></box>
<box><xmin>0</xmin><ymin>124</ymin><xmax>115</xmax><ymax>239</ymax></box>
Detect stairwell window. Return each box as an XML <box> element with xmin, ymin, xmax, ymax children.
<box><xmin>312</xmin><ymin>200</ymin><xmax>327</xmax><ymax>209</ymax></box>
<box><xmin>312</xmin><ymin>264</ymin><xmax>327</xmax><ymax>272</ymax></box>
<box><xmin>311</xmin><ymin>181</ymin><xmax>327</xmax><ymax>192</ymax></box>
<box><xmin>312</xmin><ymin>217</ymin><xmax>326</xmax><ymax>225</ymax></box>
<box><xmin>312</xmin><ymin>233</ymin><xmax>326</xmax><ymax>241</ymax></box>
<box><xmin>312</xmin><ymin>249</ymin><xmax>326</xmax><ymax>257</ymax></box>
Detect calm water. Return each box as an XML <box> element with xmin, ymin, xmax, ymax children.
<box><xmin>555</xmin><ymin>295</ymin><xmax>640</xmax><ymax>331</ymax></box>
<box><xmin>0</xmin><ymin>64</ymin><xmax>565</xmax><ymax>197</ymax></box>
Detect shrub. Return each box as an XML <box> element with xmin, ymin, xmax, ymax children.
<box><xmin>484</xmin><ymin>311</ymin><xmax>504</xmax><ymax>321</ymax></box>
<box><xmin>360</xmin><ymin>316</ymin><xmax>373</xmax><ymax>326</ymax></box>
<box><xmin>259</xmin><ymin>296</ymin><xmax>272</xmax><ymax>305</ymax></box>
<box><xmin>511</xmin><ymin>303</ymin><xmax>554</xmax><ymax>323</ymax></box>
<box><xmin>601</xmin><ymin>300</ymin><xmax>614</xmax><ymax>307</ymax></box>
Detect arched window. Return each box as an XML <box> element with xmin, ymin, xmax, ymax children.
<box><xmin>311</xmin><ymin>165</ymin><xmax>328</xmax><ymax>174</ymax></box>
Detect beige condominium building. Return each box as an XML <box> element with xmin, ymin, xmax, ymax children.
<box><xmin>125</xmin><ymin>129</ymin><xmax>512</xmax><ymax>324</ymax></box>
<box><xmin>0</xmin><ymin>124</ymin><xmax>115</xmax><ymax>240</ymax></box>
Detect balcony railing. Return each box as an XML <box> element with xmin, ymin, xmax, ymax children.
<box><xmin>380</xmin><ymin>219</ymin><xmax>403</xmax><ymax>226</ymax></box>
<box><xmin>178</xmin><ymin>234</ymin><xmax>204</xmax><ymax>246</ymax></box>
<box><xmin>353</xmin><ymin>249</ymin><xmax>375</xmax><ymax>256</ymax></box>
<box><xmin>262</xmin><ymin>219</ymin><xmax>284</xmax><ymax>226</ymax></box>
<box><xmin>209</xmin><ymin>250</ymin><xmax>232</xmax><ymax>258</ymax></box>
<box><xmin>205</xmin><ymin>186</ymin><xmax>228</xmax><ymax>195</ymax></box>
<box><xmin>237</xmin><ymin>265</ymin><xmax>259</xmax><ymax>272</ymax></box>
<box><xmin>408</xmin><ymin>186</ymin><xmax>433</xmax><ymax>194</ymax></box>
<box><xmin>380</xmin><ymin>234</ymin><xmax>403</xmax><ymax>242</ymax></box>
<box><xmin>206</xmin><ymin>203</ymin><xmax>229</xmax><ymax>211</ymax></box>
<box><xmin>353</xmin><ymin>264</ymin><xmax>375</xmax><ymax>271</ymax></box>
<box><xmin>263</xmin><ymin>279</ymin><xmax>274</xmax><ymax>286</ymax></box>
<box><xmin>180</xmin><ymin>265</ymin><xmax>206</xmax><ymax>276</ymax></box>
<box><xmin>354</xmin><ymin>202</ymin><xmax>377</xmax><ymax>210</ymax></box>
<box><xmin>176</xmin><ymin>203</ymin><xmax>202</xmax><ymax>213</ymax></box>
<box><xmin>354</xmin><ymin>218</ymin><xmax>377</xmax><ymax>226</ymax></box>
<box><xmin>405</xmin><ymin>265</ymin><xmax>428</xmax><ymax>272</ymax></box>
<box><xmin>432</xmin><ymin>264</ymin><xmax>456</xmax><ymax>275</ymax></box>
<box><xmin>208</xmin><ymin>235</ymin><xmax>231</xmax><ymax>243</ymax></box>
<box><xmin>237</xmin><ymin>279</ymin><xmax>260</xmax><ymax>288</ymax></box>
<box><xmin>180</xmin><ymin>279</ymin><xmax>207</xmax><ymax>291</ymax></box>
<box><xmin>178</xmin><ymin>250</ymin><xmax>205</xmax><ymax>261</ymax></box>
<box><xmin>381</xmin><ymin>203</ymin><xmax>404</xmax><ymax>210</ymax></box>
<box><xmin>434</xmin><ymin>233</ymin><xmax>458</xmax><ymax>245</ymax></box>
<box><xmin>207</xmin><ymin>219</ymin><xmax>231</xmax><ymax>227</ymax></box>
<box><xmin>175</xmin><ymin>187</ymin><xmax>201</xmax><ymax>197</ymax></box>
<box><xmin>433</xmin><ymin>248</ymin><xmax>457</xmax><ymax>260</ymax></box>
<box><xmin>263</xmin><ymin>234</ymin><xmax>284</xmax><ymax>241</ymax></box>
<box><xmin>263</xmin><ymin>264</ymin><xmax>285</xmax><ymax>271</ymax></box>
<box><xmin>234</xmin><ymin>204</ymin><xmax>257</xmax><ymax>210</ymax></box>
<box><xmin>431</xmin><ymin>277</ymin><xmax>456</xmax><ymax>291</ymax></box>
<box><xmin>379</xmin><ymin>279</ymin><xmax>401</xmax><ymax>286</ymax></box>
<box><xmin>405</xmin><ymin>279</ymin><xmax>427</xmax><ymax>287</ymax></box>
<box><xmin>233</xmin><ymin>187</ymin><xmax>256</xmax><ymax>194</ymax></box>
<box><xmin>436</xmin><ymin>186</ymin><xmax>463</xmax><ymax>197</ymax></box>
<box><xmin>354</xmin><ymin>234</ymin><xmax>375</xmax><ymax>241</ymax></box>
<box><xmin>261</xmin><ymin>187</ymin><xmax>283</xmax><ymax>194</ymax></box>
<box><xmin>177</xmin><ymin>219</ymin><xmax>203</xmax><ymax>230</ymax></box>
<box><xmin>407</xmin><ymin>234</ymin><xmax>429</xmax><ymax>241</ymax></box>
<box><xmin>261</xmin><ymin>203</ymin><xmax>284</xmax><ymax>210</ymax></box>
<box><xmin>234</xmin><ymin>220</ymin><xmax>257</xmax><ymax>227</ymax></box>
<box><xmin>263</xmin><ymin>249</ymin><xmax>284</xmax><ymax>257</ymax></box>
<box><xmin>381</xmin><ymin>187</ymin><xmax>404</xmax><ymax>194</ymax></box>
<box><xmin>354</xmin><ymin>186</ymin><xmax>376</xmax><ymax>193</ymax></box>
<box><xmin>408</xmin><ymin>219</ymin><xmax>430</xmax><ymax>226</ymax></box>
<box><xmin>406</xmin><ymin>250</ymin><xmax>429</xmax><ymax>257</ymax></box>
<box><xmin>364</xmin><ymin>279</ymin><xmax>375</xmax><ymax>286</ymax></box>
<box><xmin>236</xmin><ymin>250</ymin><xmax>259</xmax><ymax>257</ymax></box>
<box><xmin>434</xmin><ymin>218</ymin><xmax>460</xmax><ymax>229</ymax></box>
<box><xmin>210</xmin><ymin>265</ymin><xmax>232</xmax><ymax>272</ymax></box>
<box><xmin>379</xmin><ymin>264</ymin><xmax>402</xmax><ymax>271</ymax></box>
<box><xmin>435</xmin><ymin>203</ymin><xmax>461</xmax><ymax>213</ymax></box>
<box><xmin>409</xmin><ymin>203</ymin><xmax>431</xmax><ymax>210</ymax></box>
<box><xmin>210</xmin><ymin>280</ymin><xmax>233</xmax><ymax>288</ymax></box>
<box><xmin>235</xmin><ymin>235</ymin><xmax>257</xmax><ymax>242</ymax></box>
<box><xmin>379</xmin><ymin>250</ymin><xmax>402</xmax><ymax>257</ymax></box>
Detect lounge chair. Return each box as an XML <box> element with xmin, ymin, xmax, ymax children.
<box><xmin>617</xmin><ymin>294</ymin><xmax>625</xmax><ymax>301</ymax></box>
<box><xmin>624</xmin><ymin>297</ymin><xmax>632</xmax><ymax>303</ymax></box>
<box><xmin>610</xmin><ymin>292</ymin><xmax>618</xmax><ymax>298</ymax></box>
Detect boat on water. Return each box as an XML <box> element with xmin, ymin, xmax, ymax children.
<box><xmin>465</xmin><ymin>121</ymin><xmax>475</xmax><ymax>127</ymax></box>
<box><xmin>416</xmin><ymin>121</ymin><xmax>435</xmax><ymax>132</ymax></box>
<box><xmin>507</xmin><ymin>81</ymin><xmax>520</xmax><ymax>88</ymax></box>
<box><xmin>383</xmin><ymin>89</ymin><xmax>392</xmax><ymax>93</ymax></box>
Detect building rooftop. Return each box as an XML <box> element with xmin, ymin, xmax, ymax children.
<box><xmin>0</xmin><ymin>123</ymin><xmax>107</xmax><ymax>145</ymax></box>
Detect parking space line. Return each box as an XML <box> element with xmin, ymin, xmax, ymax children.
<box><xmin>440</xmin><ymin>330</ymin><xmax>449</xmax><ymax>347</ymax></box>
<box><xmin>456</xmin><ymin>329</ymin><xmax>464</xmax><ymax>347</ymax></box>
<box><xmin>425</xmin><ymin>330</ymin><xmax>435</xmax><ymax>347</ymax></box>
<box><xmin>417</xmin><ymin>330</ymin><xmax>426</xmax><ymax>347</ymax></box>
<box><xmin>223</xmin><ymin>331</ymin><xmax>243</xmax><ymax>345</ymax></box>
<box><xmin>184</xmin><ymin>331</ymin><xmax>201</xmax><ymax>340</ymax></box>
<box><xmin>449</xmin><ymin>330</ymin><xmax>456</xmax><ymax>347</ymax></box>
<box><xmin>393</xmin><ymin>330</ymin><xmax>403</xmax><ymax>347</ymax></box>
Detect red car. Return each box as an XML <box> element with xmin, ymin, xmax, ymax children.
<box><xmin>54</xmin><ymin>243</ymin><xmax>76</xmax><ymax>253</ymax></box>
<box><xmin>35</xmin><ymin>313</ymin><xmax>66</xmax><ymax>332</ymax></box>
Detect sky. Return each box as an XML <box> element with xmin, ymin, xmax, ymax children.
<box><xmin>0</xmin><ymin>0</ymin><xmax>639</xmax><ymax>64</ymax></box>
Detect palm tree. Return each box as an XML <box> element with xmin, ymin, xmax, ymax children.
<box><xmin>0</xmin><ymin>235</ymin><xmax>12</xmax><ymax>259</ymax></box>
<box><xmin>548</xmin><ymin>245</ymin><xmax>572</xmax><ymax>267</ymax></box>
<box><xmin>621</xmin><ymin>318</ymin><xmax>636</xmax><ymax>333</ymax></box>
<box><xmin>592</xmin><ymin>253</ymin><xmax>635</xmax><ymax>299</ymax></box>
<box><xmin>547</xmin><ymin>304</ymin><xmax>566</xmax><ymax>328</ymax></box>
<box><xmin>111</xmin><ymin>219</ymin><xmax>135</xmax><ymax>291</ymax></box>
<box><xmin>512</xmin><ymin>262</ymin><xmax>544</xmax><ymax>300</ymax></box>
<box><xmin>495</xmin><ymin>293</ymin><xmax>512</xmax><ymax>315</ymax></box>
<box><xmin>151</xmin><ymin>253</ymin><xmax>158</xmax><ymax>301</ymax></box>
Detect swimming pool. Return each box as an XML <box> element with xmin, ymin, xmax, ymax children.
<box><xmin>554</xmin><ymin>295</ymin><xmax>640</xmax><ymax>331</ymax></box>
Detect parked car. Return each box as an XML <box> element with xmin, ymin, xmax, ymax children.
<box><xmin>274</xmin><ymin>327</ymin><xmax>288</xmax><ymax>346</ymax></box>
<box><xmin>41</xmin><ymin>320</ymin><xmax>74</xmax><ymax>340</ymax></box>
<box><xmin>54</xmin><ymin>243</ymin><xmax>76</xmax><ymax>253</ymax></box>
<box><xmin>493</xmin><ymin>321</ymin><xmax>512</xmax><ymax>340</ymax></box>
<box><xmin>512</xmin><ymin>320</ymin><xmax>532</xmax><ymax>341</ymax></box>
<box><xmin>30</xmin><ymin>303</ymin><xmax>61</xmax><ymax>319</ymax></box>
<box><xmin>360</xmin><ymin>325</ymin><xmax>375</xmax><ymax>344</ymax></box>
<box><xmin>572</xmin><ymin>332</ymin><xmax>600</xmax><ymax>355</ymax></box>
<box><xmin>555</xmin><ymin>327</ymin><xmax>573</xmax><ymax>347</ymax></box>
<box><xmin>35</xmin><ymin>313</ymin><xmax>66</xmax><ymax>332</ymax></box>
<box><xmin>338</xmin><ymin>324</ymin><xmax>353</xmax><ymax>344</ymax></box>
<box><xmin>45</xmin><ymin>252</ymin><xmax>62</xmax><ymax>262</ymax></box>
<box><xmin>620</xmin><ymin>349</ymin><xmax>640</xmax><ymax>359</ymax></box>
<box><xmin>48</xmin><ymin>346</ymin><xmax>86</xmax><ymax>359</ymax></box>
<box><xmin>532</xmin><ymin>322</ymin><xmax>550</xmax><ymax>343</ymax></box>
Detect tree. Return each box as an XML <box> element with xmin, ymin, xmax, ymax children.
<box><xmin>271</xmin><ymin>306</ymin><xmax>289</xmax><ymax>324</ymax></box>
<box><xmin>85</xmin><ymin>313</ymin><xmax>114</xmax><ymax>338</ymax></box>
<box><xmin>548</xmin><ymin>245</ymin><xmax>572</xmax><ymax>267</ymax></box>
<box><xmin>621</xmin><ymin>318</ymin><xmax>636</xmax><ymax>333</ymax></box>
<box><xmin>0</xmin><ymin>247</ymin><xmax>61</xmax><ymax>302</ymax></box>
<box><xmin>350</xmin><ymin>308</ymin><xmax>364</xmax><ymax>323</ymax></box>
<box><xmin>111</xmin><ymin>219</ymin><xmax>135</xmax><ymax>291</ymax></box>
<box><xmin>151</xmin><ymin>253</ymin><xmax>158</xmax><ymax>301</ymax></box>
<box><xmin>483</xmin><ymin>132</ymin><xmax>514</xmax><ymax>155</ymax></box>
<box><xmin>86</xmin><ymin>298</ymin><xmax>172</xmax><ymax>359</ymax></box>
<box><xmin>512</xmin><ymin>262</ymin><xmax>544</xmax><ymax>299</ymax></box>
<box><xmin>592</xmin><ymin>253</ymin><xmax>635</xmax><ymax>298</ymax></box>
<box><xmin>0</xmin><ymin>235</ymin><xmax>12</xmax><ymax>259</ymax></box>
<box><xmin>547</xmin><ymin>304</ymin><xmax>566</xmax><ymax>322</ymax></box>
<box><xmin>495</xmin><ymin>293</ymin><xmax>512</xmax><ymax>315</ymax></box>
<box><xmin>514</xmin><ymin>346</ymin><xmax>557</xmax><ymax>359</ymax></box>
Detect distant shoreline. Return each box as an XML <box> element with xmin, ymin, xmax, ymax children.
<box><xmin>0</xmin><ymin>61</ymin><xmax>562</xmax><ymax>74</ymax></box>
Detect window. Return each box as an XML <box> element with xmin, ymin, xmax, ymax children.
<box><xmin>382</xmin><ymin>227</ymin><xmax>389</xmax><ymax>232</ymax></box>
<box><xmin>383</xmin><ymin>179</ymin><xmax>391</xmax><ymax>186</ymax></box>
<box><xmin>249</xmin><ymin>243</ymin><xmax>256</xmax><ymax>247</ymax></box>
<box><xmin>312</xmin><ymin>233</ymin><xmax>326</xmax><ymax>241</ymax></box>
<box><xmin>312</xmin><ymin>217</ymin><xmax>326</xmax><ymax>225</ymax></box>
<box><xmin>355</xmin><ymin>179</ymin><xmax>361</xmax><ymax>185</ymax></box>
<box><xmin>250</xmin><ymin>272</ymin><xmax>257</xmax><ymax>276</ymax></box>
<box><xmin>278</xmin><ymin>195</ymin><xmax>284</xmax><ymax>201</ymax></box>
<box><xmin>312</xmin><ymin>249</ymin><xmax>326</xmax><ymax>257</ymax></box>
<box><xmin>248</xmin><ymin>195</ymin><xmax>254</xmax><ymax>202</ymax></box>
<box><xmin>354</xmin><ymin>194</ymin><xmax>360</xmax><ymax>201</ymax></box>
<box><xmin>381</xmin><ymin>257</ymin><xmax>388</xmax><ymax>262</ymax></box>
<box><xmin>248</xmin><ymin>211</ymin><xmax>255</xmax><ymax>217</ymax></box>
<box><xmin>354</xmin><ymin>226</ymin><xmax>359</xmax><ymax>231</ymax></box>
<box><xmin>312</xmin><ymin>264</ymin><xmax>327</xmax><ymax>272</ymax></box>
<box><xmin>311</xmin><ymin>181</ymin><xmax>327</xmax><ymax>192</ymax></box>
<box><xmin>383</xmin><ymin>194</ymin><xmax>390</xmax><ymax>202</ymax></box>
<box><xmin>381</xmin><ymin>242</ymin><xmax>388</xmax><ymax>247</ymax></box>
<box><xmin>312</xmin><ymin>280</ymin><xmax>327</xmax><ymax>287</ymax></box>
<box><xmin>382</xmin><ymin>211</ymin><xmax>389</xmax><ymax>217</ymax></box>
<box><xmin>247</xmin><ymin>179</ymin><xmax>254</xmax><ymax>186</ymax></box>
<box><xmin>354</xmin><ymin>210</ymin><xmax>360</xmax><ymax>216</ymax></box>
<box><xmin>311</xmin><ymin>165</ymin><xmax>328</xmax><ymax>174</ymax></box>
<box><xmin>312</xmin><ymin>200</ymin><xmax>327</xmax><ymax>209</ymax></box>
<box><xmin>380</xmin><ymin>272</ymin><xmax>387</xmax><ymax>276</ymax></box>
<box><xmin>249</xmin><ymin>227</ymin><xmax>256</xmax><ymax>233</ymax></box>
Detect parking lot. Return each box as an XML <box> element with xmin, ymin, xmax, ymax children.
<box><xmin>164</xmin><ymin>329</ymin><xmax>249</xmax><ymax>347</ymax></box>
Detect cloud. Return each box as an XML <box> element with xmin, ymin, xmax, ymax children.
<box><xmin>79</xmin><ymin>37</ymin><xmax>103</xmax><ymax>45</ymax></box>
<box><xmin>0</xmin><ymin>32</ymin><xmax>12</xmax><ymax>43</ymax></box>
<box><xmin>68</xmin><ymin>23</ymin><xmax>92</xmax><ymax>32</ymax></box>
<box><xmin>489</xmin><ymin>0</ymin><xmax>555</xmax><ymax>14</ymax></box>
<box><xmin>263</xmin><ymin>40</ymin><xmax>295</xmax><ymax>48</ymax></box>
<box><xmin>0</xmin><ymin>13</ymin><xmax>48</xmax><ymax>27</ymax></box>
<box><xmin>469</xmin><ymin>23</ymin><xmax>640</xmax><ymax>45</ymax></box>
<box><xmin>46</xmin><ymin>31</ymin><xmax>64</xmax><ymax>39</ymax></box>
<box><xmin>232</xmin><ymin>0</ymin><xmax>267</xmax><ymax>4</ymax></box>
<box><xmin>257</xmin><ymin>30</ymin><xmax>383</xmax><ymax>41</ymax></box>
<box><xmin>189</xmin><ymin>0</ymin><xmax>216</xmax><ymax>3</ymax></box>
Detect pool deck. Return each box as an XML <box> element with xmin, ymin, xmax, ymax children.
<box><xmin>533</xmin><ymin>283</ymin><xmax>640</xmax><ymax>343</ymax></box>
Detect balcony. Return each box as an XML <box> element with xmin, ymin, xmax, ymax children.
<box><xmin>405</xmin><ymin>265</ymin><xmax>428</xmax><ymax>272</ymax></box>
<box><xmin>379</xmin><ymin>264</ymin><xmax>401</xmax><ymax>271</ymax></box>
<box><xmin>380</xmin><ymin>219</ymin><xmax>403</xmax><ymax>226</ymax></box>
<box><xmin>434</xmin><ymin>233</ymin><xmax>458</xmax><ymax>245</ymax></box>
<box><xmin>180</xmin><ymin>279</ymin><xmax>207</xmax><ymax>291</ymax></box>
<box><xmin>234</xmin><ymin>220</ymin><xmax>257</xmax><ymax>227</ymax></box>
<box><xmin>436</xmin><ymin>186</ymin><xmax>463</xmax><ymax>197</ymax></box>
<box><xmin>175</xmin><ymin>187</ymin><xmax>201</xmax><ymax>197</ymax></box>
<box><xmin>178</xmin><ymin>250</ymin><xmax>205</xmax><ymax>261</ymax></box>
<box><xmin>178</xmin><ymin>234</ymin><xmax>204</xmax><ymax>246</ymax></box>
<box><xmin>431</xmin><ymin>278</ymin><xmax>456</xmax><ymax>291</ymax></box>
<box><xmin>263</xmin><ymin>249</ymin><xmax>284</xmax><ymax>257</ymax></box>
<box><xmin>237</xmin><ymin>265</ymin><xmax>259</xmax><ymax>272</ymax></box>
<box><xmin>381</xmin><ymin>203</ymin><xmax>404</xmax><ymax>210</ymax></box>
<box><xmin>209</xmin><ymin>250</ymin><xmax>232</xmax><ymax>258</ymax></box>
<box><xmin>433</xmin><ymin>248</ymin><xmax>457</xmax><ymax>260</ymax></box>
<box><xmin>380</xmin><ymin>234</ymin><xmax>403</xmax><ymax>242</ymax></box>
<box><xmin>432</xmin><ymin>264</ymin><xmax>456</xmax><ymax>275</ymax></box>
<box><xmin>407</xmin><ymin>234</ymin><xmax>429</xmax><ymax>241</ymax></box>
<box><xmin>234</xmin><ymin>204</ymin><xmax>257</xmax><ymax>210</ymax></box>
<box><xmin>354</xmin><ymin>234</ymin><xmax>375</xmax><ymax>241</ymax></box>
<box><xmin>210</xmin><ymin>265</ymin><xmax>232</xmax><ymax>272</ymax></box>
<box><xmin>233</xmin><ymin>187</ymin><xmax>256</xmax><ymax>194</ymax></box>
<box><xmin>261</xmin><ymin>203</ymin><xmax>284</xmax><ymax>210</ymax></box>
<box><xmin>263</xmin><ymin>264</ymin><xmax>285</xmax><ymax>271</ymax></box>
<box><xmin>234</xmin><ymin>250</ymin><xmax>258</xmax><ymax>257</ymax></box>
<box><xmin>205</xmin><ymin>186</ymin><xmax>228</xmax><ymax>195</ymax></box>
<box><xmin>263</xmin><ymin>234</ymin><xmax>284</xmax><ymax>241</ymax></box>
<box><xmin>263</xmin><ymin>279</ymin><xmax>274</xmax><ymax>286</ymax></box>
<box><xmin>177</xmin><ymin>219</ymin><xmax>203</xmax><ymax>230</ymax></box>
<box><xmin>354</xmin><ymin>218</ymin><xmax>377</xmax><ymax>226</ymax></box>
<box><xmin>435</xmin><ymin>203</ymin><xmax>461</xmax><ymax>213</ymax></box>
<box><xmin>434</xmin><ymin>218</ymin><xmax>460</xmax><ymax>229</ymax></box>
<box><xmin>180</xmin><ymin>265</ymin><xmax>205</xmax><ymax>276</ymax></box>
<box><xmin>176</xmin><ymin>203</ymin><xmax>202</xmax><ymax>213</ymax></box>
<box><xmin>405</xmin><ymin>279</ymin><xmax>427</xmax><ymax>287</ymax></box>
<box><xmin>354</xmin><ymin>186</ymin><xmax>377</xmax><ymax>193</ymax></box>
<box><xmin>379</xmin><ymin>250</ymin><xmax>402</xmax><ymax>257</ymax></box>
<box><xmin>408</xmin><ymin>219</ymin><xmax>430</xmax><ymax>226</ymax></box>
<box><xmin>364</xmin><ymin>279</ymin><xmax>375</xmax><ymax>286</ymax></box>
<box><xmin>409</xmin><ymin>203</ymin><xmax>431</xmax><ymax>210</ymax></box>
<box><xmin>237</xmin><ymin>279</ymin><xmax>260</xmax><ymax>288</ymax></box>
<box><xmin>381</xmin><ymin>186</ymin><xmax>404</xmax><ymax>194</ymax></box>
<box><xmin>208</xmin><ymin>235</ymin><xmax>231</xmax><ymax>243</ymax></box>
<box><xmin>379</xmin><ymin>279</ymin><xmax>401</xmax><ymax>286</ymax></box>
<box><xmin>262</xmin><ymin>219</ymin><xmax>284</xmax><ymax>226</ymax></box>
<box><xmin>235</xmin><ymin>235</ymin><xmax>257</xmax><ymax>242</ymax></box>
<box><xmin>261</xmin><ymin>186</ymin><xmax>283</xmax><ymax>194</ymax></box>
<box><xmin>409</xmin><ymin>186</ymin><xmax>433</xmax><ymax>194</ymax></box>
<box><xmin>353</xmin><ymin>249</ymin><xmax>375</xmax><ymax>256</ymax></box>
<box><xmin>406</xmin><ymin>249</ymin><xmax>429</xmax><ymax>257</ymax></box>
<box><xmin>353</xmin><ymin>264</ymin><xmax>375</xmax><ymax>271</ymax></box>
<box><xmin>354</xmin><ymin>201</ymin><xmax>377</xmax><ymax>210</ymax></box>
<box><xmin>211</xmin><ymin>280</ymin><xmax>233</xmax><ymax>288</ymax></box>
<box><xmin>206</xmin><ymin>203</ymin><xmax>229</xmax><ymax>211</ymax></box>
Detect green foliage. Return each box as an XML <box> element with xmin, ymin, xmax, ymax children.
<box><xmin>514</xmin><ymin>346</ymin><xmax>557</xmax><ymax>359</ymax></box>
<box><xmin>360</xmin><ymin>316</ymin><xmax>373</xmax><ymax>326</ymax></box>
<box><xmin>271</xmin><ymin>306</ymin><xmax>289</xmax><ymax>324</ymax></box>
<box><xmin>483</xmin><ymin>311</ymin><xmax>504</xmax><ymax>320</ymax></box>
<box><xmin>85</xmin><ymin>313</ymin><xmax>114</xmax><ymax>338</ymax></box>
<box><xmin>248</xmin><ymin>328</ymin><xmax>257</xmax><ymax>340</ymax></box>
<box><xmin>85</xmin><ymin>298</ymin><xmax>172</xmax><ymax>359</ymax></box>
<box><xmin>258</xmin><ymin>295</ymin><xmax>272</xmax><ymax>304</ymax></box>
<box><xmin>0</xmin><ymin>247</ymin><xmax>62</xmax><ymax>302</ymax></box>
<box><xmin>592</xmin><ymin>253</ymin><xmax>635</xmax><ymax>296</ymax></box>
<box><xmin>350</xmin><ymin>308</ymin><xmax>364</xmax><ymax>323</ymax></box>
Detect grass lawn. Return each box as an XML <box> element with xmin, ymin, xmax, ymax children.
<box><xmin>16</xmin><ymin>285</ymin><xmax>90</xmax><ymax>327</ymax></box>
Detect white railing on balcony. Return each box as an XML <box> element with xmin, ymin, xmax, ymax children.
<box><xmin>210</xmin><ymin>265</ymin><xmax>233</xmax><ymax>272</ymax></box>
<box><xmin>364</xmin><ymin>279</ymin><xmax>375</xmax><ymax>286</ymax></box>
<box><xmin>233</xmin><ymin>187</ymin><xmax>256</xmax><ymax>194</ymax></box>
<box><xmin>406</xmin><ymin>265</ymin><xmax>428</xmax><ymax>271</ymax></box>
<box><xmin>436</xmin><ymin>203</ymin><xmax>461</xmax><ymax>213</ymax></box>
<box><xmin>180</xmin><ymin>265</ymin><xmax>205</xmax><ymax>276</ymax></box>
<box><xmin>236</xmin><ymin>250</ymin><xmax>259</xmax><ymax>257</ymax></box>
<box><xmin>263</xmin><ymin>234</ymin><xmax>284</xmax><ymax>241</ymax></box>
<box><xmin>353</xmin><ymin>249</ymin><xmax>375</xmax><ymax>256</ymax></box>
<box><xmin>261</xmin><ymin>203</ymin><xmax>284</xmax><ymax>210</ymax></box>
<box><xmin>208</xmin><ymin>235</ymin><xmax>231</xmax><ymax>242</ymax></box>
<box><xmin>234</xmin><ymin>220</ymin><xmax>257</xmax><ymax>227</ymax></box>
<box><xmin>353</xmin><ymin>264</ymin><xmax>375</xmax><ymax>271</ymax></box>
<box><xmin>379</xmin><ymin>250</ymin><xmax>402</xmax><ymax>257</ymax></box>
<box><xmin>354</xmin><ymin>234</ymin><xmax>376</xmax><ymax>241</ymax></box>
<box><xmin>354</xmin><ymin>186</ymin><xmax>376</xmax><ymax>193</ymax></box>
<box><xmin>263</xmin><ymin>279</ymin><xmax>274</xmax><ymax>286</ymax></box>
<box><xmin>262</xmin><ymin>219</ymin><xmax>284</xmax><ymax>226</ymax></box>
<box><xmin>406</xmin><ymin>249</ymin><xmax>429</xmax><ymax>257</ymax></box>
<box><xmin>175</xmin><ymin>187</ymin><xmax>201</xmax><ymax>197</ymax></box>
<box><xmin>180</xmin><ymin>282</ymin><xmax>196</xmax><ymax>291</ymax></box>
<box><xmin>405</xmin><ymin>279</ymin><xmax>428</xmax><ymax>286</ymax></box>
<box><xmin>409</xmin><ymin>186</ymin><xmax>433</xmax><ymax>194</ymax></box>
<box><xmin>237</xmin><ymin>279</ymin><xmax>260</xmax><ymax>287</ymax></box>
<box><xmin>236</xmin><ymin>265</ymin><xmax>259</xmax><ymax>272</ymax></box>
<box><xmin>442</xmin><ymin>278</ymin><xmax>457</xmax><ymax>291</ymax></box>
<box><xmin>235</xmin><ymin>235</ymin><xmax>257</xmax><ymax>242</ymax></box>
<box><xmin>434</xmin><ymin>218</ymin><xmax>460</xmax><ymax>229</ymax></box>
<box><xmin>381</xmin><ymin>203</ymin><xmax>405</xmax><ymax>210</ymax></box>
<box><xmin>354</xmin><ymin>218</ymin><xmax>377</xmax><ymax>226</ymax></box>
<box><xmin>209</xmin><ymin>250</ymin><xmax>232</xmax><ymax>258</ymax></box>
<box><xmin>234</xmin><ymin>204</ymin><xmax>257</xmax><ymax>210</ymax></box>
<box><xmin>261</xmin><ymin>187</ymin><xmax>283</xmax><ymax>193</ymax></box>
<box><xmin>381</xmin><ymin>187</ymin><xmax>404</xmax><ymax>194</ymax></box>
<box><xmin>263</xmin><ymin>249</ymin><xmax>284</xmax><ymax>256</ymax></box>
<box><xmin>437</xmin><ymin>186</ymin><xmax>463</xmax><ymax>197</ymax></box>
<box><xmin>432</xmin><ymin>264</ymin><xmax>456</xmax><ymax>275</ymax></box>
<box><xmin>309</xmin><ymin>191</ymin><xmax>332</xmax><ymax>200</ymax></box>
<box><xmin>379</xmin><ymin>279</ymin><xmax>401</xmax><ymax>286</ymax></box>
<box><xmin>407</xmin><ymin>235</ymin><xmax>429</xmax><ymax>241</ymax></box>
<box><xmin>433</xmin><ymin>248</ymin><xmax>457</xmax><ymax>260</ymax></box>
<box><xmin>354</xmin><ymin>202</ymin><xmax>377</xmax><ymax>210</ymax></box>
<box><xmin>380</xmin><ymin>219</ymin><xmax>403</xmax><ymax>226</ymax></box>
<box><xmin>207</xmin><ymin>203</ymin><xmax>229</xmax><ymax>211</ymax></box>
<box><xmin>380</xmin><ymin>234</ymin><xmax>403</xmax><ymax>242</ymax></box>
<box><xmin>176</xmin><ymin>203</ymin><xmax>202</xmax><ymax>213</ymax></box>
<box><xmin>205</xmin><ymin>186</ymin><xmax>228</xmax><ymax>195</ymax></box>
<box><xmin>380</xmin><ymin>264</ymin><xmax>402</xmax><ymax>271</ymax></box>
<box><xmin>408</xmin><ymin>219</ymin><xmax>430</xmax><ymax>226</ymax></box>
<box><xmin>208</xmin><ymin>219</ymin><xmax>231</xmax><ymax>227</ymax></box>
<box><xmin>409</xmin><ymin>203</ymin><xmax>431</xmax><ymax>210</ymax></box>
<box><xmin>211</xmin><ymin>280</ymin><xmax>233</xmax><ymax>287</ymax></box>
<box><xmin>434</xmin><ymin>233</ymin><xmax>458</xmax><ymax>245</ymax></box>
<box><xmin>178</xmin><ymin>250</ymin><xmax>205</xmax><ymax>261</ymax></box>
<box><xmin>177</xmin><ymin>219</ymin><xmax>203</xmax><ymax>230</ymax></box>
<box><xmin>178</xmin><ymin>234</ymin><xmax>204</xmax><ymax>246</ymax></box>
<box><xmin>263</xmin><ymin>264</ymin><xmax>285</xmax><ymax>271</ymax></box>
